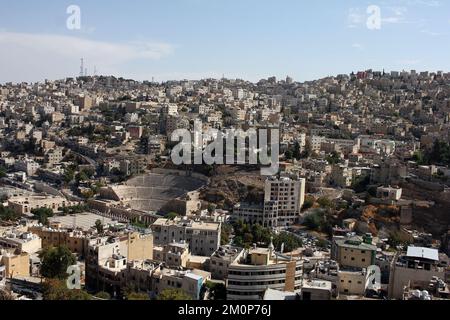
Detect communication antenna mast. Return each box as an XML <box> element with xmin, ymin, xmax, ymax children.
<box><xmin>79</xmin><ymin>58</ymin><xmax>84</xmax><ymax>77</ymax></box>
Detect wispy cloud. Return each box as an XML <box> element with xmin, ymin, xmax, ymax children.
<box><xmin>351</xmin><ymin>43</ymin><xmax>364</xmax><ymax>50</ymax></box>
<box><xmin>347</xmin><ymin>8</ymin><xmax>365</xmax><ymax>28</ymax></box>
<box><xmin>403</xmin><ymin>0</ymin><xmax>441</xmax><ymax>7</ymax></box>
<box><xmin>420</xmin><ymin>29</ymin><xmax>444</xmax><ymax>36</ymax></box>
<box><xmin>398</xmin><ymin>59</ymin><xmax>421</xmax><ymax>65</ymax></box>
<box><xmin>0</xmin><ymin>31</ymin><xmax>175</xmax><ymax>83</ymax></box>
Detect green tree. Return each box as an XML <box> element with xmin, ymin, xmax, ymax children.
<box><xmin>157</xmin><ymin>288</ymin><xmax>192</xmax><ymax>300</ymax></box>
<box><xmin>165</xmin><ymin>212</ymin><xmax>179</xmax><ymax>220</ymax></box>
<box><xmin>221</xmin><ymin>223</ymin><xmax>232</xmax><ymax>245</ymax></box>
<box><xmin>126</xmin><ymin>292</ymin><xmax>150</xmax><ymax>300</ymax></box>
<box><xmin>273</xmin><ymin>232</ymin><xmax>303</xmax><ymax>252</ymax></box>
<box><xmin>292</xmin><ymin>141</ymin><xmax>302</xmax><ymax>160</ymax></box>
<box><xmin>303</xmin><ymin>210</ymin><xmax>324</xmax><ymax>230</ymax></box>
<box><xmin>39</xmin><ymin>246</ymin><xmax>76</xmax><ymax>279</ymax></box>
<box><xmin>95</xmin><ymin>219</ymin><xmax>104</xmax><ymax>234</ymax></box>
<box><xmin>207</xmin><ymin>204</ymin><xmax>216</xmax><ymax>214</ymax></box>
<box><xmin>42</xmin><ymin>279</ymin><xmax>91</xmax><ymax>300</ymax></box>
<box><xmin>0</xmin><ymin>205</ymin><xmax>20</xmax><ymax>222</ymax></box>
<box><xmin>317</xmin><ymin>197</ymin><xmax>333</xmax><ymax>208</ymax></box>
<box><xmin>64</xmin><ymin>167</ymin><xmax>76</xmax><ymax>184</ymax></box>
<box><xmin>204</xmin><ymin>281</ymin><xmax>226</xmax><ymax>300</ymax></box>
<box><xmin>76</xmin><ymin>171</ymin><xmax>89</xmax><ymax>183</ymax></box>
<box><xmin>0</xmin><ymin>166</ymin><xmax>7</xmax><ymax>178</ymax></box>
<box><xmin>352</xmin><ymin>175</ymin><xmax>371</xmax><ymax>193</ymax></box>
<box><xmin>302</xmin><ymin>196</ymin><xmax>315</xmax><ymax>211</ymax></box>
<box><xmin>31</xmin><ymin>207</ymin><xmax>54</xmax><ymax>225</ymax></box>
<box><xmin>81</xmin><ymin>189</ymin><xmax>95</xmax><ymax>199</ymax></box>
<box><xmin>326</xmin><ymin>151</ymin><xmax>341</xmax><ymax>165</ymax></box>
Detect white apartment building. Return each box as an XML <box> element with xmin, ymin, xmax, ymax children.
<box><xmin>376</xmin><ymin>186</ymin><xmax>402</xmax><ymax>201</ymax></box>
<box><xmin>151</xmin><ymin>218</ymin><xmax>221</xmax><ymax>257</ymax></box>
<box><xmin>227</xmin><ymin>245</ymin><xmax>303</xmax><ymax>300</ymax></box>
<box><xmin>14</xmin><ymin>159</ymin><xmax>40</xmax><ymax>176</ymax></box>
<box><xmin>264</xmin><ymin>177</ymin><xmax>306</xmax><ymax>227</ymax></box>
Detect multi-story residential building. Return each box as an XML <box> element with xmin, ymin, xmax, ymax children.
<box><xmin>0</xmin><ymin>230</ymin><xmax>42</xmax><ymax>254</ymax></box>
<box><xmin>388</xmin><ymin>247</ymin><xmax>447</xmax><ymax>299</ymax></box>
<box><xmin>264</xmin><ymin>177</ymin><xmax>306</xmax><ymax>227</ymax></box>
<box><xmin>14</xmin><ymin>158</ymin><xmax>40</xmax><ymax>176</ymax></box>
<box><xmin>226</xmin><ymin>244</ymin><xmax>303</xmax><ymax>300</ymax></box>
<box><xmin>332</xmin><ymin>234</ymin><xmax>377</xmax><ymax>269</ymax></box>
<box><xmin>376</xmin><ymin>186</ymin><xmax>402</xmax><ymax>201</ymax></box>
<box><xmin>0</xmin><ymin>250</ymin><xmax>30</xmax><ymax>279</ymax></box>
<box><xmin>153</xmin><ymin>241</ymin><xmax>190</xmax><ymax>268</ymax></box>
<box><xmin>151</xmin><ymin>218</ymin><xmax>220</xmax><ymax>256</ymax></box>
<box><xmin>44</xmin><ymin>148</ymin><xmax>63</xmax><ymax>166</ymax></box>
<box><xmin>151</xmin><ymin>267</ymin><xmax>210</xmax><ymax>300</ymax></box>
<box><xmin>210</xmin><ymin>245</ymin><xmax>245</xmax><ymax>280</ymax></box>
<box><xmin>28</xmin><ymin>225</ymin><xmax>89</xmax><ymax>257</ymax></box>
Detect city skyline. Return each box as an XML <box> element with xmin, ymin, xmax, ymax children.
<box><xmin>1</xmin><ymin>0</ymin><xmax>450</xmax><ymax>84</ymax></box>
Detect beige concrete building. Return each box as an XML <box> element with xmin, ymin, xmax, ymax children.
<box><xmin>8</xmin><ymin>195</ymin><xmax>75</xmax><ymax>215</ymax></box>
<box><xmin>376</xmin><ymin>186</ymin><xmax>402</xmax><ymax>201</ymax></box>
<box><xmin>301</xmin><ymin>279</ymin><xmax>333</xmax><ymax>300</ymax></box>
<box><xmin>153</xmin><ymin>241</ymin><xmax>189</xmax><ymax>268</ymax></box>
<box><xmin>28</xmin><ymin>225</ymin><xmax>89</xmax><ymax>257</ymax></box>
<box><xmin>338</xmin><ymin>269</ymin><xmax>369</xmax><ymax>295</ymax></box>
<box><xmin>333</xmin><ymin>235</ymin><xmax>377</xmax><ymax>269</ymax></box>
<box><xmin>388</xmin><ymin>247</ymin><xmax>446</xmax><ymax>300</ymax></box>
<box><xmin>0</xmin><ymin>231</ymin><xmax>42</xmax><ymax>254</ymax></box>
<box><xmin>151</xmin><ymin>218</ymin><xmax>220</xmax><ymax>256</ymax></box>
<box><xmin>210</xmin><ymin>245</ymin><xmax>246</xmax><ymax>280</ymax></box>
<box><xmin>127</xmin><ymin>232</ymin><xmax>154</xmax><ymax>261</ymax></box>
<box><xmin>0</xmin><ymin>250</ymin><xmax>30</xmax><ymax>278</ymax></box>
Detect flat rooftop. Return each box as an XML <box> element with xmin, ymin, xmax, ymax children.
<box><xmin>406</xmin><ymin>246</ymin><xmax>439</xmax><ymax>261</ymax></box>
<box><xmin>48</xmin><ymin>213</ymin><xmax>115</xmax><ymax>231</ymax></box>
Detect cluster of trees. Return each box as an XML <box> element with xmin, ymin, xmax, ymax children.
<box><xmin>165</xmin><ymin>212</ymin><xmax>180</xmax><ymax>220</ymax></box>
<box><xmin>0</xmin><ymin>166</ymin><xmax>7</xmax><ymax>178</ymax></box>
<box><xmin>302</xmin><ymin>196</ymin><xmax>315</xmax><ymax>211</ymax></box>
<box><xmin>232</xmin><ymin>220</ymin><xmax>303</xmax><ymax>252</ymax></box>
<box><xmin>130</xmin><ymin>217</ymin><xmax>150</xmax><ymax>229</ymax></box>
<box><xmin>326</xmin><ymin>151</ymin><xmax>341</xmax><ymax>165</ymax></box>
<box><xmin>351</xmin><ymin>175</ymin><xmax>371</xmax><ymax>193</ymax></box>
<box><xmin>413</xmin><ymin>141</ymin><xmax>450</xmax><ymax>166</ymax></box>
<box><xmin>284</xmin><ymin>142</ymin><xmax>310</xmax><ymax>161</ymax></box>
<box><xmin>221</xmin><ymin>223</ymin><xmax>233</xmax><ymax>245</ymax></box>
<box><xmin>60</xmin><ymin>204</ymin><xmax>88</xmax><ymax>215</ymax></box>
<box><xmin>303</xmin><ymin>209</ymin><xmax>333</xmax><ymax>236</ymax></box>
<box><xmin>203</xmin><ymin>281</ymin><xmax>226</xmax><ymax>300</ymax></box>
<box><xmin>31</xmin><ymin>208</ymin><xmax>54</xmax><ymax>225</ymax></box>
<box><xmin>0</xmin><ymin>205</ymin><xmax>20</xmax><ymax>222</ymax></box>
<box><xmin>67</xmin><ymin>124</ymin><xmax>114</xmax><ymax>142</ymax></box>
<box><xmin>42</xmin><ymin>279</ymin><xmax>91</xmax><ymax>300</ymax></box>
<box><xmin>39</xmin><ymin>246</ymin><xmax>76</xmax><ymax>279</ymax></box>
<box><xmin>39</xmin><ymin>245</ymin><xmax>93</xmax><ymax>300</ymax></box>
<box><xmin>157</xmin><ymin>288</ymin><xmax>192</xmax><ymax>300</ymax></box>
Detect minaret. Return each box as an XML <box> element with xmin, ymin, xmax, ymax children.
<box><xmin>268</xmin><ymin>236</ymin><xmax>274</xmax><ymax>257</ymax></box>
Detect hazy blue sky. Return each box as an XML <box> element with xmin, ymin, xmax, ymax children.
<box><xmin>1</xmin><ymin>0</ymin><xmax>449</xmax><ymax>83</ymax></box>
